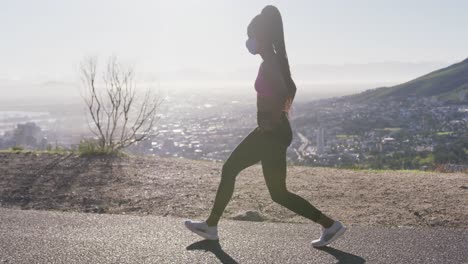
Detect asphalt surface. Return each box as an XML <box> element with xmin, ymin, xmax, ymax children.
<box><xmin>0</xmin><ymin>208</ymin><xmax>467</xmax><ymax>264</ymax></box>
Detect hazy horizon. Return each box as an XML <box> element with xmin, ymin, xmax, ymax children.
<box><xmin>0</xmin><ymin>59</ymin><xmax>454</xmax><ymax>106</ymax></box>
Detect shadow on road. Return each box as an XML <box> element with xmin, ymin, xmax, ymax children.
<box><xmin>1</xmin><ymin>153</ymin><xmax>125</xmax><ymax>211</ymax></box>
<box><xmin>186</xmin><ymin>239</ymin><xmax>238</xmax><ymax>264</ymax></box>
<box><xmin>317</xmin><ymin>246</ymin><xmax>366</xmax><ymax>264</ymax></box>
<box><xmin>5</xmin><ymin>153</ymin><xmax>74</xmax><ymax>206</ymax></box>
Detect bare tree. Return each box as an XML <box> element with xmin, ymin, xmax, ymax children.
<box><xmin>79</xmin><ymin>56</ymin><xmax>162</xmax><ymax>152</ymax></box>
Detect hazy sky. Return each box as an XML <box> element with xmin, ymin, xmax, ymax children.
<box><xmin>1</xmin><ymin>0</ymin><xmax>467</xmax><ymax>82</ymax></box>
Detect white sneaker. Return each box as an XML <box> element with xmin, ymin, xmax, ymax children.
<box><xmin>311</xmin><ymin>221</ymin><xmax>346</xmax><ymax>248</ymax></box>
<box><xmin>184</xmin><ymin>219</ymin><xmax>219</xmax><ymax>240</ymax></box>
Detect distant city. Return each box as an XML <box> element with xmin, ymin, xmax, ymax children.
<box><xmin>1</xmin><ymin>87</ymin><xmax>466</xmax><ymax>171</ymax></box>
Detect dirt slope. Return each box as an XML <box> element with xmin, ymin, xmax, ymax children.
<box><xmin>0</xmin><ymin>152</ymin><xmax>466</xmax><ymax>228</ymax></box>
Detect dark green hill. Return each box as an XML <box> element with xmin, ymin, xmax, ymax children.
<box><xmin>349</xmin><ymin>58</ymin><xmax>468</xmax><ymax>103</ymax></box>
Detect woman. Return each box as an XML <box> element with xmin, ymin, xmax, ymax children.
<box><xmin>185</xmin><ymin>5</ymin><xmax>346</xmax><ymax>248</ymax></box>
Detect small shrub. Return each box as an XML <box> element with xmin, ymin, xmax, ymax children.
<box><xmin>11</xmin><ymin>146</ymin><xmax>23</xmax><ymax>152</ymax></box>
<box><xmin>78</xmin><ymin>139</ymin><xmax>119</xmax><ymax>156</ymax></box>
<box><xmin>53</xmin><ymin>145</ymin><xmax>69</xmax><ymax>154</ymax></box>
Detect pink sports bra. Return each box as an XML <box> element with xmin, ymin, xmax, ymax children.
<box><xmin>255</xmin><ymin>60</ymin><xmax>293</xmax><ymax>113</ymax></box>
<box><xmin>255</xmin><ymin>63</ymin><xmax>274</xmax><ymax>97</ymax></box>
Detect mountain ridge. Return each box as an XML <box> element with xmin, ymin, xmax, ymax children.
<box><xmin>346</xmin><ymin>57</ymin><xmax>468</xmax><ymax>103</ymax></box>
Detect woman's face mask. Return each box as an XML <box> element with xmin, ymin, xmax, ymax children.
<box><xmin>245</xmin><ymin>38</ymin><xmax>258</xmax><ymax>55</ymax></box>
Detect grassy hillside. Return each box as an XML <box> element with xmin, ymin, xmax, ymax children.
<box><xmin>349</xmin><ymin>58</ymin><xmax>468</xmax><ymax>102</ymax></box>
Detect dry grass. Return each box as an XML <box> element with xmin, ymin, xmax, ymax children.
<box><xmin>0</xmin><ymin>152</ymin><xmax>466</xmax><ymax>228</ymax></box>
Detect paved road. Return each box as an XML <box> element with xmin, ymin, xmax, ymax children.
<box><xmin>0</xmin><ymin>208</ymin><xmax>466</xmax><ymax>264</ymax></box>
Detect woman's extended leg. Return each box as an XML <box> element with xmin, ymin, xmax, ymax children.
<box><xmin>206</xmin><ymin>128</ymin><xmax>263</xmax><ymax>226</ymax></box>
<box><xmin>261</xmin><ymin>140</ymin><xmax>332</xmax><ymax>226</ymax></box>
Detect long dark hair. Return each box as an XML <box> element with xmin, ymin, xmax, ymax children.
<box><xmin>248</xmin><ymin>5</ymin><xmax>297</xmax><ymax>99</ymax></box>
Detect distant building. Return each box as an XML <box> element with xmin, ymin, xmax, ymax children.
<box><xmin>4</xmin><ymin>122</ymin><xmax>44</xmax><ymax>149</ymax></box>
<box><xmin>316</xmin><ymin>127</ymin><xmax>325</xmax><ymax>154</ymax></box>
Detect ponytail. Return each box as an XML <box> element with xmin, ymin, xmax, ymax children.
<box><xmin>261</xmin><ymin>5</ymin><xmax>297</xmax><ymax>100</ymax></box>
